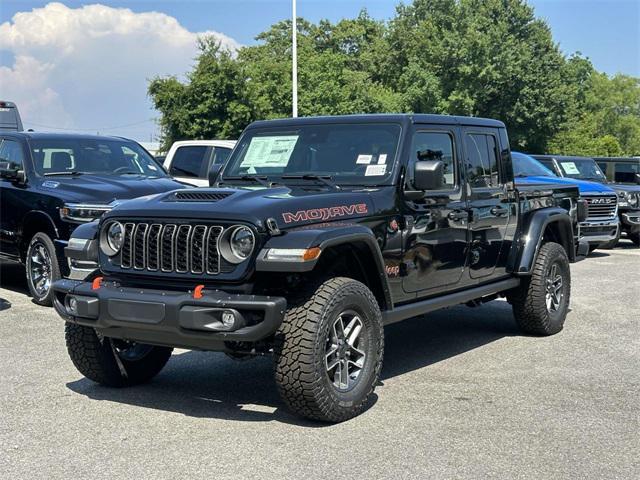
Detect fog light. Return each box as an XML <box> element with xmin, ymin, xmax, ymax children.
<box><xmin>221</xmin><ymin>310</ymin><xmax>236</xmax><ymax>328</ymax></box>
<box><xmin>66</xmin><ymin>296</ymin><xmax>78</xmax><ymax>315</ymax></box>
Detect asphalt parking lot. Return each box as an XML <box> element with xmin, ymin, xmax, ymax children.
<box><xmin>1</xmin><ymin>243</ymin><xmax>638</xmax><ymax>479</ymax></box>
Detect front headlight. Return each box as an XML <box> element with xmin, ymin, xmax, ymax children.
<box><xmin>100</xmin><ymin>221</ymin><xmax>124</xmax><ymax>256</ymax></box>
<box><xmin>220</xmin><ymin>225</ymin><xmax>255</xmax><ymax>264</ymax></box>
<box><xmin>629</xmin><ymin>192</ymin><xmax>639</xmax><ymax>208</ymax></box>
<box><xmin>617</xmin><ymin>191</ymin><xmax>629</xmax><ymax>207</ymax></box>
<box><xmin>59</xmin><ymin>203</ymin><xmax>112</xmax><ymax>223</ymax></box>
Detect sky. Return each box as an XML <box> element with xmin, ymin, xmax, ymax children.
<box><xmin>0</xmin><ymin>0</ymin><xmax>638</xmax><ymax>142</ymax></box>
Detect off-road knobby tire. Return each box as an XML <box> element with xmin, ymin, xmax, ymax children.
<box><xmin>629</xmin><ymin>232</ymin><xmax>640</xmax><ymax>247</ymax></box>
<box><xmin>25</xmin><ymin>232</ymin><xmax>61</xmax><ymax>306</ymax></box>
<box><xmin>65</xmin><ymin>323</ymin><xmax>173</xmax><ymax>387</ymax></box>
<box><xmin>274</xmin><ymin>277</ymin><xmax>384</xmax><ymax>422</ymax></box>
<box><xmin>509</xmin><ymin>242</ymin><xmax>570</xmax><ymax>336</ymax></box>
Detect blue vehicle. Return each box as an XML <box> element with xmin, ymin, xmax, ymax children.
<box><xmin>512</xmin><ymin>152</ymin><xmax>619</xmax><ymax>250</ymax></box>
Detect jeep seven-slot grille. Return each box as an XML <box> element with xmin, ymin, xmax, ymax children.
<box><xmin>584</xmin><ymin>195</ymin><xmax>618</xmax><ymax>220</ymax></box>
<box><xmin>119</xmin><ymin>223</ymin><xmax>224</xmax><ymax>275</ymax></box>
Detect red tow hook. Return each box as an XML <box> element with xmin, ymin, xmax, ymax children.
<box><xmin>91</xmin><ymin>276</ymin><xmax>104</xmax><ymax>290</ymax></box>
<box><xmin>193</xmin><ymin>284</ymin><xmax>205</xmax><ymax>299</ymax></box>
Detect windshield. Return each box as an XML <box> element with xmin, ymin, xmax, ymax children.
<box><xmin>29</xmin><ymin>138</ymin><xmax>167</xmax><ymax>177</ymax></box>
<box><xmin>222</xmin><ymin>123</ymin><xmax>402</xmax><ymax>185</ymax></box>
<box><xmin>512</xmin><ymin>152</ymin><xmax>557</xmax><ymax>177</ymax></box>
<box><xmin>556</xmin><ymin>157</ymin><xmax>606</xmax><ymax>181</ymax></box>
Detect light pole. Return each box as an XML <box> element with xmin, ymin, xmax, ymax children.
<box><xmin>292</xmin><ymin>0</ymin><xmax>298</xmax><ymax>117</ymax></box>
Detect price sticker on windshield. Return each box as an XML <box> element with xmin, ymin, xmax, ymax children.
<box><xmin>365</xmin><ymin>164</ymin><xmax>387</xmax><ymax>176</ymax></box>
<box><xmin>560</xmin><ymin>162</ymin><xmax>580</xmax><ymax>175</ymax></box>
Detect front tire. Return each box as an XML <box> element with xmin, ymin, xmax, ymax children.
<box><xmin>509</xmin><ymin>242</ymin><xmax>571</xmax><ymax>336</ymax></box>
<box><xmin>65</xmin><ymin>323</ymin><xmax>173</xmax><ymax>387</ymax></box>
<box><xmin>274</xmin><ymin>277</ymin><xmax>384</xmax><ymax>422</ymax></box>
<box><xmin>26</xmin><ymin>232</ymin><xmax>61</xmax><ymax>306</ymax></box>
<box><xmin>629</xmin><ymin>232</ymin><xmax>640</xmax><ymax>247</ymax></box>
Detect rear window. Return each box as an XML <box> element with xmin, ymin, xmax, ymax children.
<box><xmin>170</xmin><ymin>145</ymin><xmax>209</xmax><ymax>178</ymax></box>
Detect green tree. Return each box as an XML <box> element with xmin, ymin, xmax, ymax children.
<box><xmin>550</xmin><ymin>73</ymin><xmax>640</xmax><ymax>156</ymax></box>
<box><xmin>387</xmin><ymin>0</ymin><xmax>574</xmax><ymax>151</ymax></box>
<box><xmin>148</xmin><ymin>38</ymin><xmax>254</xmax><ymax>151</ymax></box>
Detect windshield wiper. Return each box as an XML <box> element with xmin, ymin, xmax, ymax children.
<box><xmin>281</xmin><ymin>173</ymin><xmax>341</xmax><ymax>190</ymax></box>
<box><xmin>43</xmin><ymin>171</ymin><xmax>85</xmax><ymax>177</ymax></box>
<box><xmin>222</xmin><ymin>174</ymin><xmax>273</xmax><ymax>187</ymax></box>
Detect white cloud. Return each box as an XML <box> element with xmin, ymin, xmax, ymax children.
<box><xmin>0</xmin><ymin>2</ymin><xmax>240</xmax><ymax>140</ymax></box>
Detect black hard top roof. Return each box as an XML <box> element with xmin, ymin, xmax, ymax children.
<box><xmin>1</xmin><ymin>131</ymin><xmax>135</xmax><ymax>142</ymax></box>
<box><xmin>247</xmin><ymin>113</ymin><xmax>505</xmax><ymax>129</ymax></box>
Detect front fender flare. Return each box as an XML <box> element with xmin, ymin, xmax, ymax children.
<box><xmin>256</xmin><ymin>224</ymin><xmax>393</xmax><ymax>309</ymax></box>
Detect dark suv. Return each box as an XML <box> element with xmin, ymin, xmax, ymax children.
<box><xmin>533</xmin><ymin>155</ymin><xmax>640</xmax><ymax>247</ymax></box>
<box><xmin>53</xmin><ymin>115</ymin><xmax>586</xmax><ymax>422</ymax></box>
<box><xmin>0</xmin><ymin>132</ymin><xmax>187</xmax><ymax>305</ymax></box>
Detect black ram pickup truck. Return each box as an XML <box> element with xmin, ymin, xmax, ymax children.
<box><xmin>0</xmin><ymin>132</ymin><xmax>187</xmax><ymax>305</ymax></box>
<box><xmin>52</xmin><ymin>114</ymin><xmax>587</xmax><ymax>422</ymax></box>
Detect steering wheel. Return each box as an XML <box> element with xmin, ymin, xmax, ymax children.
<box><xmin>114</xmin><ymin>166</ymin><xmax>134</xmax><ymax>174</ymax></box>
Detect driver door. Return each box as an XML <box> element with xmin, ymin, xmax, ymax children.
<box><xmin>0</xmin><ymin>138</ymin><xmax>28</xmax><ymax>259</ymax></box>
<box><xmin>402</xmin><ymin>127</ymin><xmax>469</xmax><ymax>296</ymax></box>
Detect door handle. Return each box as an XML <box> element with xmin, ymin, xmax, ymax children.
<box><xmin>490</xmin><ymin>206</ymin><xmax>508</xmax><ymax>217</ymax></box>
<box><xmin>448</xmin><ymin>210</ymin><xmax>468</xmax><ymax>221</ymax></box>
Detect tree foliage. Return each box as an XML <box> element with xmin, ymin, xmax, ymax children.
<box><xmin>148</xmin><ymin>0</ymin><xmax>640</xmax><ymax>156</ymax></box>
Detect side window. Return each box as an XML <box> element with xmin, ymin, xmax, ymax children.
<box><xmin>0</xmin><ymin>139</ymin><xmax>25</xmax><ymax>169</ymax></box>
<box><xmin>613</xmin><ymin>162</ymin><xmax>639</xmax><ymax>183</ymax></box>
<box><xmin>465</xmin><ymin>133</ymin><xmax>499</xmax><ymax>188</ymax></box>
<box><xmin>409</xmin><ymin>131</ymin><xmax>456</xmax><ymax>188</ymax></box>
<box><xmin>212</xmin><ymin>147</ymin><xmax>232</xmax><ymax>166</ymax></box>
<box><xmin>170</xmin><ymin>146</ymin><xmax>208</xmax><ymax>178</ymax></box>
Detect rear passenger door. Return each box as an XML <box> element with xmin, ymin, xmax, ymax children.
<box><xmin>463</xmin><ymin>128</ymin><xmax>513</xmax><ymax>280</ymax></box>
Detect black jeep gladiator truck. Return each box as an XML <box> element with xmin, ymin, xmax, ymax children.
<box><xmin>52</xmin><ymin>114</ymin><xmax>586</xmax><ymax>422</ymax></box>
<box><xmin>0</xmin><ymin>132</ymin><xmax>186</xmax><ymax>305</ymax></box>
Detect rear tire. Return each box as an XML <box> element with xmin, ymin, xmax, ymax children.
<box><xmin>509</xmin><ymin>242</ymin><xmax>570</xmax><ymax>336</ymax></box>
<box><xmin>274</xmin><ymin>277</ymin><xmax>384</xmax><ymax>422</ymax></box>
<box><xmin>65</xmin><ymin>323</ymin><xmax>173</xmax><ymax>387</ymax></box>
<box><xmin>25</xmin><ymin>232</ymin><xmax>61</xmax><ymax>306</ymax></box>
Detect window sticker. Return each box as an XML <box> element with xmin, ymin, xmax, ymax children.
<box><xmin>148</xmin><ymin>165</ymin><xmax>158</xmax><ymax>171</ymax></box>
<box><xmin>356</xmin><ymin>154</ymin><xmax>373</xmax><ymax>164</ymax></box>
<box><xmin>241</xmin><ymin>135</ymin><xmax>299</xmax><ymax>169</ymax></box>
<box><xmin>377</xmin><ymin>154</ymin><xmax>387</xmax><ymax>165</ymax></box>
<box><xmin>560</xmin><ymin>162</ymin><xmax>580</xmax><ymax>175</ymax></box>
<box><xmin>365</xmin><ymin>164</ymin><xmax>387</xmax><ymax>176</ymax></box>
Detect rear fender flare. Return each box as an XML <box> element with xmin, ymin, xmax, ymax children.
<box><xmin>513</xmin><ymin>207</ymin><xmax>575</xmax><ymax>275</ymax></box>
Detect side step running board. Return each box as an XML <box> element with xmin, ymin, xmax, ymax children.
<box><xmin>382</xmin><ymin>277</ymin><xmax>520</xmax><ymax>325</ymax></box>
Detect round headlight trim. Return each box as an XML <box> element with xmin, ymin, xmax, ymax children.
<box><xmin>230</xmin><ymin>226</ymin><xmax>255</xmax><ymax>260</ymax></box>
<box><xmin>100</xmin><ymin>221</ymin><xmax>124</xmax><ymax>256</ymax></box>
<box><xmin>219</xmin><ymin>225</ymin><xmax>255</xmax><ymax>264</ymax></box>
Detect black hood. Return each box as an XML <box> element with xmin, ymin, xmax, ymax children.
<box><xmin>102</xmin><ymin>185</ymin><xmax>392</xmax><ymax>230</ymax></box>
<box><xmin>37</xmin><ymin>174</ymin><xmax>188</xmax><ymax>204</ymax></box>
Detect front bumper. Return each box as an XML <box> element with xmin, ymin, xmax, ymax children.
<box><xmin>579</xmin><ymin>219</ymin><xmax>619</xmax><ymax>244</ymax></box>
<box><xmin>52</xmin><ymin>279</ymin><xmax>287</xmax><ymax>351</ymax></box>
<box><xmin>620</xmin><ymin>212</ymin><xmax>640</xmax><ymax>234</ymax></box>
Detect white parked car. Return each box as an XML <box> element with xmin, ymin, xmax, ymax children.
<box><xmin>163</xmin><ymin>140</ymin><xmax>236</xmax><ymax>187</ymax></box>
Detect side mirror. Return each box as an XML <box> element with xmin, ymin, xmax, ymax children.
<box><xmin>208</xmin><ymin>164</ymin><xmax>223</xmax><ymax>186</ymax></box>
<box><xmin>0</xmin><ymin>161</ymin><xmax>22</xmax><ymax>181</ymax></box>
<box><xmin>414</xmin><ymin>160</ymin><xmax>444</xmax><ymax>191</ymax></box>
